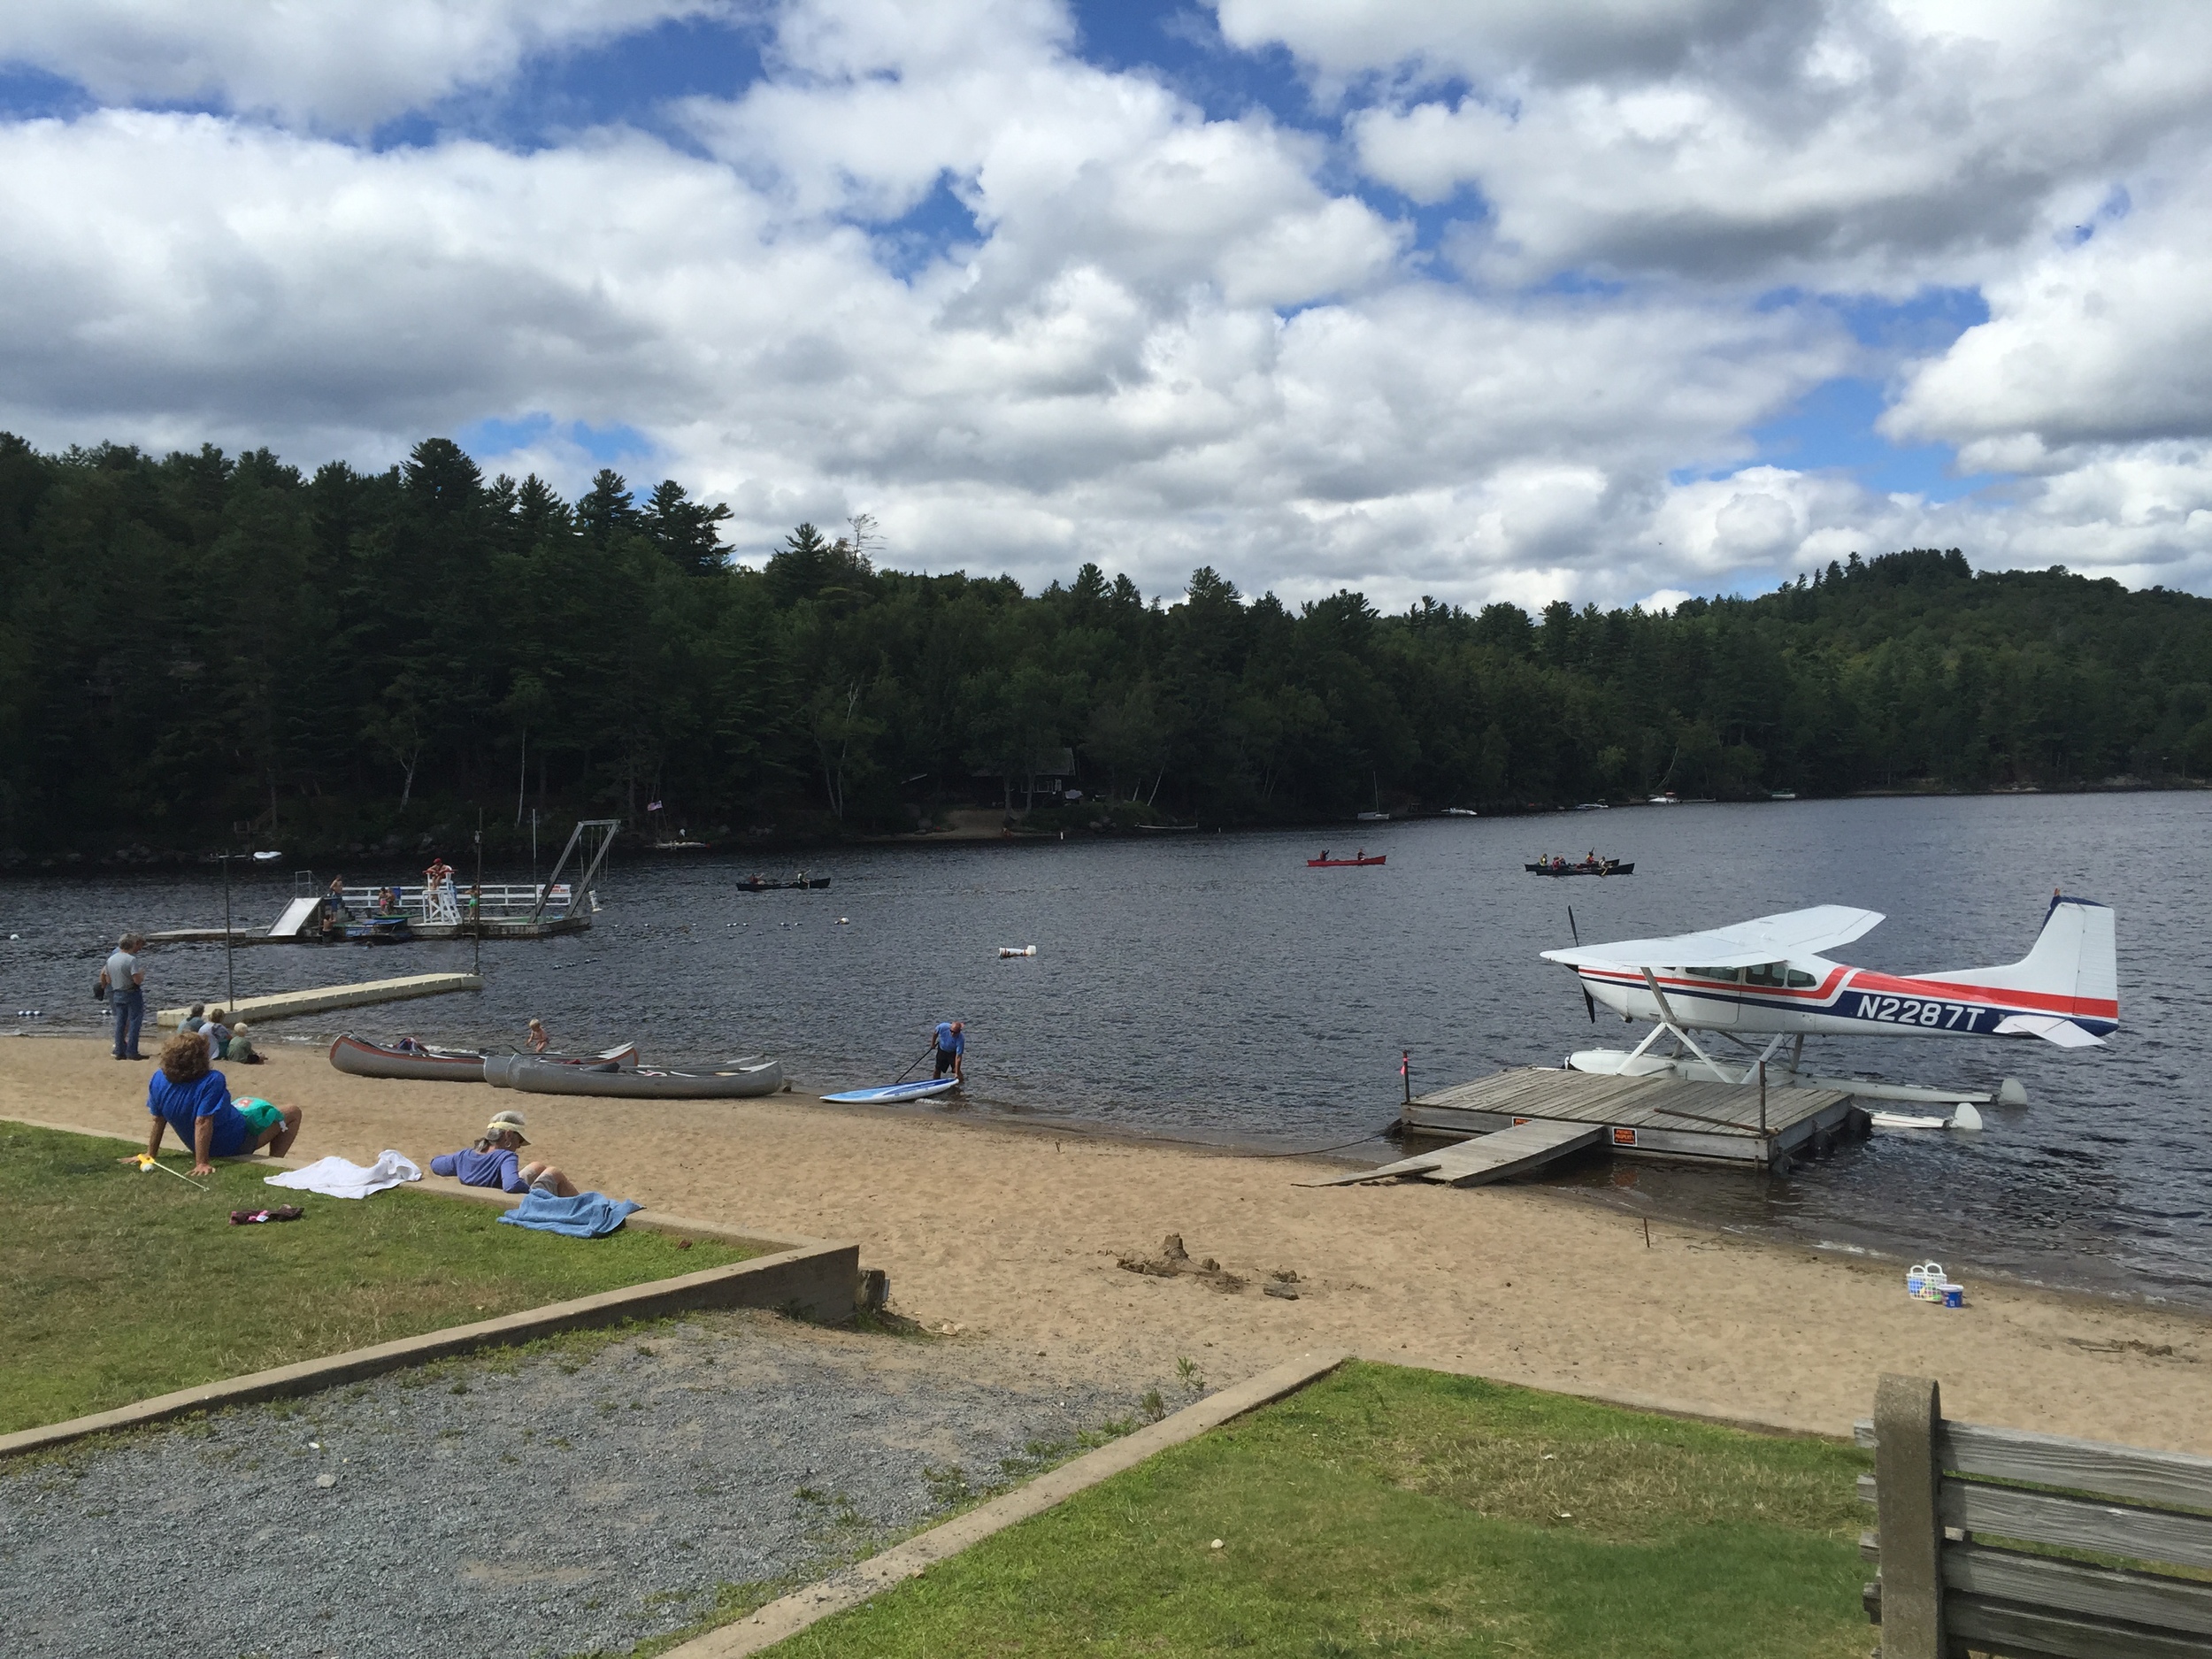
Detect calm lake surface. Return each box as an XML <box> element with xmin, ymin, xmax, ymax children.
<box><xmin>4</xmin><ymin>792</ymin><xmax>2207</xmax><ymax>1309</ymax></box>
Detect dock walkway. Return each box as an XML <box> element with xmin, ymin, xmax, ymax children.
<box><xmin>156</xmin><ymin>972</ymin><xmax>481</xmax><ymax>1027</ymax></box>
<box><xmin>1348</xmin><ymin>1065</ymin><xmax>1862</xmax><ymax>1180</ymax></box>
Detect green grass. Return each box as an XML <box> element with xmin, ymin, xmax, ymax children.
<box><xmin>0</xmin><ymin>1122</ymin><xmax>751</xmax><ymax>1433</ymax></box>
<box><xmin>761</xmin><ymin>1362</ymin><xmax>1874</xmax><ymax>1659</ymax></box>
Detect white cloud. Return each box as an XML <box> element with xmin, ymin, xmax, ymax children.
<box><xmin>0</xmin><ymin>0</ymin><xmax>733</xmax><ymax>129</ymax></box>
<box><xmin>1231</xmin><ymin>1</ymin><xmax>2212</xmax><ymax>290</ymax></box>
<box><xmin>2</xmin><ymin>0</ymin><xmax>2211</xmax><ymax>609</ymax></box>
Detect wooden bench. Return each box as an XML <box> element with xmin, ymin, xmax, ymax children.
<box><xmin>1858</xmin><ymin>1373</ymin><xmax>2212</xmax><ymax>1657</ymax></box>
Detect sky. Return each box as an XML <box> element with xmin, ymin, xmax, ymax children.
<box><xmin>4</xmin><ymin>1</ymin><xmax>2212</xmax><ymax>611</ymax></box>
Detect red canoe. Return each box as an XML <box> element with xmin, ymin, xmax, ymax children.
<box><xmin>1308</xmin><ymin>855</ymin><xmax>1386</xmax><ymax>867</ymax></box>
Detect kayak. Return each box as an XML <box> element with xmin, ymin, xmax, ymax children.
<box><xmin>334</xmin><ymin>1034</ymin><xmax>641</xmax><ymax>1082</ymax></box>
<box><xmin>487</xmin><ymin>1055</ymin><xmax>784</xmax><ymax>1098</ymax></box>
<box><xmin>819</xmin><ymin>1079</ymin><xmax>960</xmax><ymax>1104</ymax></box>
<box><xmin>1308</xmin><ymin>855</ymin><xmax>1386</xmax><ymax>867</ymax></box>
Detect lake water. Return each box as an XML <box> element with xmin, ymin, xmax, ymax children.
<box><xmin>4</xmin><ymin>792</ymin><xmax>2208</xmax><ymax>1309</ymax></box>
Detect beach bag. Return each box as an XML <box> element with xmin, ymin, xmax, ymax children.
<box><xmin>93</xmin><ymin>976</ymin><xmax>107</xmax><ymax>1002</ymax></box>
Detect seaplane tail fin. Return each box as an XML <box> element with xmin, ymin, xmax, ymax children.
<box><xmin>1940</xmin><ymin>895</ymin><xmax>2118</xmax><ymax>1027</ymax></box>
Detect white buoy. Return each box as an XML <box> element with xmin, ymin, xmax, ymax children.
<box><xmin>1950</xmin><ymin>1102</ymin><xmax>1984</xmax><ymax>1132</ymax></box>
<box><xmin>1997</xmin><ymin>1078</ymin><xmax>2028</xmax><ymax>1105</ymax></box>
<box><xmin>997</xmin><ymin>945</ymin><xmax>1037</xmax><ymax>957</ymax></box>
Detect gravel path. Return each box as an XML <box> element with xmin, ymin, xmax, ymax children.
<box><xmin>2</xmin><ymin>1312</ymin><xmax>1151</xmax><ymax>1659</ymax></box>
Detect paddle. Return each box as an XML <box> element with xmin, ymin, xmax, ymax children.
<box><xmin>889</xmin><ymin>1042</ymin><xmax>937</xmax><ymax>1085</ymax></box>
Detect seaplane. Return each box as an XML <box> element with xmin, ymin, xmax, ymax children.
<box><xmin>1540</xmin><ymin>891</ymin><xmax>2116</xmax><ymax>1113</ymax></box>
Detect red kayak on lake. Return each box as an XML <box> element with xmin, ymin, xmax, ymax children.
<box><xmin>1308</xmin><ymin>851</ymin><xmax>1386</xmax><ymax>867</ymax></box>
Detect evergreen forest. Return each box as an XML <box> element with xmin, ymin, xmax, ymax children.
<box><xmin>4</xmin><ymin>433</ymin><xmax>2209</xmax><ymax>860</ymax></box>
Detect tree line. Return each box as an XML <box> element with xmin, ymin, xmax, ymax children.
<box><xmin>2</xmin><ymin>432</ymin><xmax>2208</xmax><ymax>858</ymax></box>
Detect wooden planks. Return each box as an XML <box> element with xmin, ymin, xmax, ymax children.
<box><xmin>1856</xmin><ymin>1418</ymin><xmax>2212</xmax><ymax>1516</ymax></box>
<box><xmin>1945</xmin><ymin>1541</ymin><xmax>2212</xmax><ymax>1638</ymax></box>
<box><xmin>1409</xmin><ymin>1065</ymin><xmax>1847</xmax><ymax>1134</ymax></box>
<box><xmin>1419</xmin><ymin>1119</ymin><xmax>1603</xmax><ymax>1185</ymax></box>
<box><xmin>1305</xmin><ymin>1119</ymin><xmax>1602</xmax><ymax>1188</ymax></box>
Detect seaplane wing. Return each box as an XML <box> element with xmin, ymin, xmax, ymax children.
<box><xmin>1539</xmin><ymin>905</ymin><xmax>1884</xmax><ymax>971</ymax></box>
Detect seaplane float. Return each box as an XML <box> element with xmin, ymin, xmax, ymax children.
<box><xmin>1540</xmin><ymin>891</ymin><xmax>2116</xmax><ymax>1125</ymax></box>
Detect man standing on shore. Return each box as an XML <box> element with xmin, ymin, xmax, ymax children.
<box><xmin>101</xmin><ymin>933</ymin><xmax>146</xmax><ymax>1060</ymax></box>
<box><xmin>933</xmin><ymin>1018</ymin><xmax>964</xmax><ymax>1084</ymax></box>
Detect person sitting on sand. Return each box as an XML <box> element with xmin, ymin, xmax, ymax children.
<box><xmin>142</xmin><ymin>1031</ymin><xmax>301</xmax><ymax>1176</ymax></box>
<box><xmin>177</xmin><ymin>1002</ymin><xmax>206</xmax><ymax>1034</ymax></box>
<box><xmin>200</xmin><ymin>1009</ymin><xmax>232</xmax><ymax>1059</ymax></box>
<box><xmin>526</xmin><ymin>1017</ymin><xmax>549</xmax><ymax>1053</ymax></box>
<box><xmin>225</xmin><ymin>1021</ymin><xmax>264</xmax><ymax>1064</ymax></box>
<box><xmin>428</xmin><ymin>1110</ymin><xmax>577</xmax><ymax>1196</ymax></box>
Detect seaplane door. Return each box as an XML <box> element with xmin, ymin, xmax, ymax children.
<box><xmin>1664</xmin><ymin>967</ymin><xmax>1741</xmax><ymax>1030</ymax></box>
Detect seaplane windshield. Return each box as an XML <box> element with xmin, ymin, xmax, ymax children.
<box><xmin>1681</xmin><ymin>966</ymin><xmax>1740</xmax><ymax>982</ymax></box>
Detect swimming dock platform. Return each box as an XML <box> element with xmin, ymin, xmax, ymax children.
<box><xmin>156</xmin><ymin>972</ymin><xmax>481</xmax><ymax>1027</ymax></box>
<box><xmin>1317</xmin><ymin>1065</ymin><xmax>1861</xmax><ymax>1187</ymax></box>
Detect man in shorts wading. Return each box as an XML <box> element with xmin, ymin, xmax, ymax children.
<box><xmin>933</xmin><ymin>1019</ymin><xmax>964</xmax><ymax>1083</ymax></box>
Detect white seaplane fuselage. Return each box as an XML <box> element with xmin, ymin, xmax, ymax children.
<box><xmin>1540</xmin><ymin>895</ymin><xmax>2117</xmax><ymax>1096</ymax></box>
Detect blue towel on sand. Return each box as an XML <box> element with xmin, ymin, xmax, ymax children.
<box><xmin>497</xmin><ymin>1188</ymin><xmax>641</xmax><ymax>1238</ymax></box>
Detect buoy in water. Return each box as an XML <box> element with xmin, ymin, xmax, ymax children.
<box><xmin>997</xmin><ymin>945</ymin><xmax>1037</xmax><ymax>957</ymax></box>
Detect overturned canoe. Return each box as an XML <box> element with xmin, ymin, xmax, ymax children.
<box><xmin>488</xmin><ymin>1055</ymin><xmax>785</xmax><ymax>1099</ymax></box>
<box><xmin>335</xmin><ymin>1034</ymin><xmax>641</xmax><ymax>1083</ymax></box>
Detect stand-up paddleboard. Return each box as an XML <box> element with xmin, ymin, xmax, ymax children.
<box><xmin>820</xmin><ymin>1079</ymin><xmax>960</xmax><ymax>1103</ymax></box>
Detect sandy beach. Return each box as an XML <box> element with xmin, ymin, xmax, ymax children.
<box><xmin>10</xmin><ymin>1034</ymin><xmax>2208</xmax><ymax>1451</ymax></box>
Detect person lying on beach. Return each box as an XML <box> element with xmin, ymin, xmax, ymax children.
<box><xmin>428</xmin><ymin>1110</ymin><xmax>577</xmax><ymax>1196</ymax></box>
<box><xmin>141</xmin><ymin>1032</ymin><xmax>301</xmax><ymax>1176</ymax></box>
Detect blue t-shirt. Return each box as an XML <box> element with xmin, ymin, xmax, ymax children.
<box><xmin>429</xmin><ymin>1147</ymin><xmax>527</xmax><ymax>1193</ymax></box>
<box><xmin>146</xmin><ymin>1069</ymin><xmax>251</xmax><ymax>1156</ymax></box>
<box><xmin>933</xmin><ymin>1022</ymin><xmax>964</xmax><ymax>1055</ymax></box>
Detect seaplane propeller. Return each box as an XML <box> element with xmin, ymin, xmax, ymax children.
<box><xmin>1566</xmin><ymin>906</ymin><xmax>1596</xmax><ymax>1025</ymax></box>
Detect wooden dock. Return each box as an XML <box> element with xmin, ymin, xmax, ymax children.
<box><xmin>1345</xmin><ymin>1065</ymin><xmax>1863</xmax><ymax>1181</ymax></box>
<box><xmin>156</xmin><ymin>972</ymin><xmax>482</xmax><ymax>1026</ymax></box>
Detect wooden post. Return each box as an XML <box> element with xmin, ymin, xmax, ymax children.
<box><xmin>1874</xmin><ymin>1372</ymin><xmax>1944</xmax><ymax>1657</ymax></box>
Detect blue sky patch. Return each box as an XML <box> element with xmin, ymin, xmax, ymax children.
<box><xmin>1749</xmin><ymin>376</ymin><xmax>1993</xmax><ymax>502</ymax></box>
<box><xmin>457</xmin><ymin>414</ymin><xmax>654</xmax><ymax>472</ymax></box>
<box><xmin>868</xmin><ymin>172</ymin><xmax>985</xmax><ymax>280</ymax></box>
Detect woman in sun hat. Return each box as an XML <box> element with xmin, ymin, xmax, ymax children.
<box><xmin>428</xmin><ymin>1110</ymin><xmax>576</xmax><ymax>1196</ymax></box>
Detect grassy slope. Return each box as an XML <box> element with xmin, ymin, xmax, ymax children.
<box><xmin>0</xmin><ymin>1122</ymin><xmax>747</xmax><ymax>1433</ymax></box>
<box><xmin>766</xmin><ymin>1363</ymin><xmax>1872</xmax><ymax>1659</ymax></box>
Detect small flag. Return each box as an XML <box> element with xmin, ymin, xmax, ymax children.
<box><xmin>1400</xmin><ymin>1051</ymin><xmax>1409</xmax><ymax>1076</ymax></box>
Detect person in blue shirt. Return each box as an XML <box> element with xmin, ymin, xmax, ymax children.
<box><xmin>933</xmin><ymin>1019</ymin><xmax>965</xmax><ymax>1082</ymax></box>
<box><xmin>429</xmin><ymin>1111</ymin><xmax>577</xmax><ymax>1196</ymax></box>
<box><xmin>142</xmin><ymin>1032</ymin><xmax>302</xmax><ymax>1176</ymax></box>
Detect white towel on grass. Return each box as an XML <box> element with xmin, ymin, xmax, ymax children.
<box><xmin>265</xmin><ymin>1150</ymin><xmax>422</xmax><ymax>1199</ymax></box>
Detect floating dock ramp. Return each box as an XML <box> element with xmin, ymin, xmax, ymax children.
<box><xmin>1316</xmin><ymin>1065</ymin><xmax>1862</xmax><ymax>1187</ymax></box>
<box><xmin>157</xmin><ymin>972</ymin><xmax>481</xmax><ymax>1027</ymax></box>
